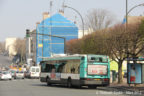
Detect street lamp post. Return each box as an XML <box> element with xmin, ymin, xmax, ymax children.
<box><xmin>127</xmin><ymin>3</ymin><xmax>144</xmax><ymax>17</ymax></box>
<box><xmin>64</xmin><ymin>5</ymin><xmax>85</xmax><ymax>37</ymax></box>
<box><xmin>126</xmin><ymin>0</ymin><xmax>144</xmax><ymax>26</ymax></box>
<box><xmin>126</xmin><ymin>0</ymin><xmax>128</xmax><ymax>29</ymax></box>
<box><xmin>125</xmin><ymin>1</ymin><xmax>144</xmax><ymax>56</ymax></box>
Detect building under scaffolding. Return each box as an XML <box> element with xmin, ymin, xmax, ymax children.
<box><xmin>36</xmin><ymin>13</ymin><xmax>78</xmax><ymax>64</ymax></box>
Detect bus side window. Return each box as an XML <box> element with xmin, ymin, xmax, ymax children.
<box><xmin>51</xmin><ymin>68</ymin><xmax>55</xmax><ymax>73</ymax></box>
<box><xmin>57</xmin><ymin>63</ymin><xmax>65</xmax><ymax>73</ymax></box>
<box><xmin>78</xmin><ymin>66</ymin><xmax>80</xmax><ymax>74</ymax></box>
<box><xmin>41</xmin><ymin>63</ymin><xmax>45</xmax><ymax>72</ymax></box>
<box><xmin>99</xmin><ymin>58</ymin><xmax>102</xmax><ymax>62</ymax></box>
<box><xmin>51</xmin><ymin>65</ymin><xmax>56</xmax><ymax>73</ymax></box>
<box><xmin>71</xmin><ymin>67</ymin><xmax>75</xmax><ymax>73</ymax></box>
<box><xmin>45</xmin><ymin>64</ymin><xmax>49</xmax><ymax>72</ymax></box>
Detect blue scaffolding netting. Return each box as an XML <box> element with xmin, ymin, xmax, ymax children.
<box><xmin>36</xmin><ymin>13</ymin><xmax>78</xmax><ymax>64</ymax></box>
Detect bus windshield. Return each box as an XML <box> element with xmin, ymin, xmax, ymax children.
<box><xmin>87</xmin><ymin>55</ymin><xmax>108</xmax><ymax>63</ymax></box>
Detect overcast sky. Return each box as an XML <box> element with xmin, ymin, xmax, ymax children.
<box><xmin>0</xmin><ymin>0</ymin><xmax>144</xmax><ymax>41</ymax></box>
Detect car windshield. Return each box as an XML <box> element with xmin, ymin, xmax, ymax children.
<box><xmin>20</xmin><ymin>71</ymin><xmax>24</xmax><ymax>73</ymax></box>
<box><xmin>16</xmin><ymin>71</ymin><xmax>24</xmax><ymax>73</ymax></box>
<box><xmin>11</xmin><ymin>70</ymin><xmax>16</xmax><ymax>73</ymax></box>
<box><xmin>36</xmin><ymin>68</ymin><xmax>39</xmax><ymax>72</ymax></box>
<box><xmin>2</xmin><ymin>71</ymin><xmax>9</xmax><ymax>74</ymax></box>
<box><xmin>32</xmin><ymin>68</ymin><xmax>35</xmax><ymax>72</ymax></box>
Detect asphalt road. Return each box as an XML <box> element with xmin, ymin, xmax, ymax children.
<box><xmin>0</xmin><ymin>55</ymin><xmax>143</xmax><ymax>96</ymax></box>
<box><xmin>0</xmin><ymin>54</ymin><xmax>12</xmax><ymax>68</ymax></box>
<box><xmin>0</xmin><ymin>79</ymin><xmax>142</xmax><ymax>96</ymax></box>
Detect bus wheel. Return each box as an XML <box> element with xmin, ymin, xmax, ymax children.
<box><xmin>67</xmin><ymin>79</ymin><xmax>72</xmax><ymax>88</ymax></box>
<box><xmin>47</xmin><ymin>78</ymin><xmax>51</xmax><ymax>86</ymax></box>
<box><xmin>77</xmin><ymin>84</ymin><xmax>82</xmax><ymax>89</ymax></box>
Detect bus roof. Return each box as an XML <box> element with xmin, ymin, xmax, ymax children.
<box><xmin>41</xmin><ymin>54</ymin><xmax>108</xmax><ymax>62</ymax></box>
<box><xmin>42</xmin><ymin>54</ymin><xmax>86</xmax><ymax>61</ymax></box>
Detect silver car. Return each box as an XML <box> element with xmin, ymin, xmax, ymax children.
<box><xmin>0</xmin><ymin>71</ymin><xmax>12</xmax><ymax>80</ymax></box>
<box><xmin>14</xmin><ymin>71</ymin><xmax>24</xmax><ymax>79</ymax></box>
<box><xmin>9</xmin><ymin>70</ymin><xmax>16</xmax><ymax>78</ymax></box>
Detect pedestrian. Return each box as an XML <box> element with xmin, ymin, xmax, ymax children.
<box><xmin>130</xmin><ymin>65</ymin><xmax>137</xmax><ymax>87</ymax></box>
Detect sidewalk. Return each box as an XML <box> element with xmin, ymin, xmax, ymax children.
<box><xmin>109</xmin><ymin>78</ymin><xmax>144</xmax><ymax>94</ymax></box>
<box><xmin>110</xmin><ymin>78</ymin><xmax>144</xmax><ymax>87</ymax></box>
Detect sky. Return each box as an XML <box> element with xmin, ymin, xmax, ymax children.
<box><xmin>0</xmin><ymin>0</ymin><xmax>144</xmax><ymax>41</ymax></box>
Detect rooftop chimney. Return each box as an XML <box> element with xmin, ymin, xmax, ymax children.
<box><xmin>59</xmin><ymin>10</ymin><xmax>64</xmax><ymax>16</ymax></box>
<box><xmin>43</xmin><ymin>12</ymin><xmax>50</xmax><ymax>20</ymax></box>
<box><xmin>36</xmin><ymin>22</ymin><xmax>40</xmax><ymax>27</ymax></box>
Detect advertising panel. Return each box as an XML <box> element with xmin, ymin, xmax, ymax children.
<box><xmin>128</xmin><ymin>64</ymin><xmax>142</xmax><ymax>84</ymax></box>
<box><xmin>142</xmin><ymin>64</ymin><xmax>144</xmax><ymax>83</ymax></box>
<box><xmin>50</xmin><ymin>73</ymin><xmax>61</xmax><ymax>80</ymax></box>
<box><xmin>88</xmin><ymin>65</ymin><xmax>107</xmax><ymax>75</ymax></box>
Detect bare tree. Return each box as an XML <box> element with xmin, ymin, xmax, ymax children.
<box><xmin>14</xmin><ymin>38</ymin><xmax>26</xmax><ymax>64</ymax></box>
<box><xmin>105</xmin><ymin>22</ymin><xmax>144</xmax><ymax>83</ymax></box>
<box><xmin>107</xmin><ymin>24</ymin><xmax>128</xmax><ymax>83</ymax></box>
<box><xmin>66</xmin><ymin>39</ymin><xmax>82</xmax><ymax>54</ymax></box>
<box><xmin>127</xmin><ymin>20</ymin><xmax>144</xmax><ymax>58</ymax></box>
<box><xmin>85</xmin><ymin>9</ymin><xmax>115</xmax><ymax>32</ymax></box>
<box><xmin>67</xmin><ymin>16</ymin><xmax>144</xmax><ymax>84</ymax></box>
<box><xmin>0</xmin><ymin>42</ymin><xmax>5</xmax><ymax>53</ymax></box>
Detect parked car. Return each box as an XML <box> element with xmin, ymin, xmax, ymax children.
<box><xmin>9</xmin><ymin>70</ymin><xmax>16</xmax><ymax>78</ymax></box>
<box><xmin>14</xmin><ymin>71</ymin><xmax>25</xmax><ymax>79</ymax></box>
<box><xmin>0</xmin><ymin>71</ymin><xmax>12</xmax><ymax>80</ymax></box>
<box><xmin>24</xmin><ymin>71</ymin><xmax>30</xmax><ymax>78</ymax></box>
<box><xmin>0</xmin><ymin>71</ymin><xmax>2</xmax><ymax>76</ymax></box>
<box><xmin>29</xmin><ymin>66</ymin><xmax>40</xmax><ymax>79</ymax></box>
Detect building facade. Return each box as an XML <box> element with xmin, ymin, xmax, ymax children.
<box><xmin>5</xmin><ymin>38</ymin><xmax>17</xmax><ymax>57</ymax></box>
<box><xmin>36</xmin><ymin>13</ymin><xmax>78</xmax><ymax>64</ymax></box>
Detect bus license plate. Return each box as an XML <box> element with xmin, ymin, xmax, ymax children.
<box><xmin>95</xmin><ymin>79</ymin><xmax>100</xmax><ymax>81</ymax></box>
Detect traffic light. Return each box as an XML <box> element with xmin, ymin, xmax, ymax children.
<box><xmin>26</xmin><ymin>29</ymin><xmax>30</xmax><ymax>37</ymax></box>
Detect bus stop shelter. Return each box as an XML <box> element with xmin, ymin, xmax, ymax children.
<box><xmin>127</xmin><ymin>57</ymin><xmax>144</xmax><ymax>84</ymax></box>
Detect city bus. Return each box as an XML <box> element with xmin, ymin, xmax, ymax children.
<box><xmin>40</xmin><ymin>54</ymin><xmax>110</xmax><ymax>88</ymax></box>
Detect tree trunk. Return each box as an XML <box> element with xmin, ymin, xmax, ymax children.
<box><xmin>21</xmin><ymin>54</ymin><xmax>23</xmax><ymax>64</ymax></box>
<box><xmin>118</xmin><ymin>60</ymin><xmax>123</xmax><ymax>84</ymax></box>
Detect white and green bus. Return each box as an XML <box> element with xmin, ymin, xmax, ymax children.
<box><xmin>40</xmin><ymin>54</ymin><xmax>110</xmax><ymax>88</ymax></box>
